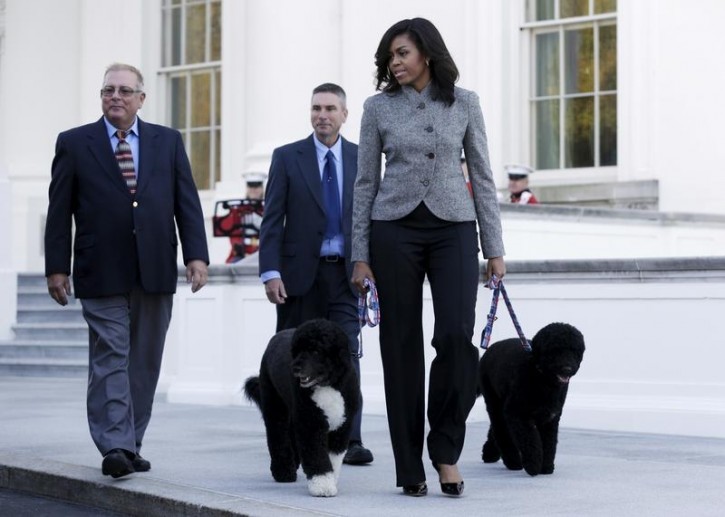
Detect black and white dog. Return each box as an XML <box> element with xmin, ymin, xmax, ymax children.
<box><xmin>244</xmin><ymin>319</ymin><xmax>359</xmax><ymax>497</ymax></box>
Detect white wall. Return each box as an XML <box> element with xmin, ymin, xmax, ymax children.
<box><xmin>500</xmin><ymin>205</ymin><xmax>725</xmax><ymax>260</ymax></box>
<box><xmin>162</xmin><ymin>257</ymin><xmax>725</xmax><ymax>439</ymax></box>
<box><xmin>648</xmin><ymin>0</ymin><xmax>725</xmax><ymax>214</ymax></box>
<box><xmin>4</xmin><ymin>0</ymin><xmax>725</xmax><ymax>270</ymax></box>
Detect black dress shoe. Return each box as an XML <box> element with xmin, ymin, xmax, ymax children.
<box><xmin>102</xmin><ymin>449</ymin><xmax>134</xmax><ymax>479</ymax></box>
<box><xmin>132</xmin><ymin>454</ymin><xmax>151</xmax><ymax>472</ymax></box>
<box><xmin>402</xmin><ymin>482</ymin><xmax>428</xmax><ymax>497</ymax></box>
<box><xmin>343</xmin><ymin>441</ymin><xmax>374</xmax><ymax>465</ymax></box>
<box><xmin>432</xmin><ymin>462</ymin><xmax>464</xmax><ymax>497</ymax></box>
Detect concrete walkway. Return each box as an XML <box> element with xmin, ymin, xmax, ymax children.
<box><xmin>1</xmin><ymin>376</ymin><xmax>724</xmax><ymax>516</ymax></box>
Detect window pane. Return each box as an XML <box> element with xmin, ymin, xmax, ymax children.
<box><xmin>163</xmin><ymin>7</ymin><xmax>182</xmax><ymax>67</ymax></box>
<box><xmin>565</xmin><ymin>96</ymin><xmax>594</xmax><ymax>168</ymax></box>
<box><xmin>190</xmin><ymin>131</ymin><xmax>211</xmax><ymax>190</ymax></box>
<box><xmin>170</xmin><ymin>75</ymin><xmax>187</xmax><ymax>129</ymax></box>
<box><xmin>565</xmin><ymin>27</ymin><xmax>594</xmax><ymax>94</ymax></box>
<box><xmin>599</xmin><ymin>24</ymin><xmax>617</xmax><ymax>91</ymax></box>
<box><xmin>595</xmin><ymin>0</ymin><xmax>617</xmax><ymax>14</ymax></box>
<box><xmin>215</xmin><ymin>69</ymin><xmax>222</xmax><ymax>124</ymax></box>
<box><xmin>191</xmin><ymin>72</ymin><xmax>211</xmax><ymax>128</ymax></box>
<box><xmin>186</xmin><ymin>4</ymin><xmax>206</xmax><ymax>64</ymax></box>
<box><xmin>211</xmin><ymin>1</ymin><xmax>222</xmax><ymax>61</ymax></box>
<box><xmin>214</xmin><ymin>129</ymin><xmax>221</xmax><ymax>184</ymax></box>
<box><xmin>560</xmin><ymin>0</ymin><xmax>589</xmax><ymax>18</ymax></box>
<box><xmin>528</xmin><ymin>0</ymin><xmax>555</xmax><ymax>21</ymax></box>
<box><xmin>600</xmin><ymin>94</ymin><xmax>617</xmax><ymax>165</ymax></box>
<box><xmin>535</xmin><ymin>99</ymin><xmax>560</xmax><ymax>170</ymax></box>
<box><xmin>536</xmin><ymin>32</ymin><xmax>559</xmax><ymax>96</ymax></box>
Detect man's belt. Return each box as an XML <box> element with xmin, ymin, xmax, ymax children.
<box><xmin>320</xmin><ymin>255</ymin><xmax>343</xmax><ymax>263</ymax></box>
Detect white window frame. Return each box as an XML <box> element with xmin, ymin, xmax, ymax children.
<box><xmin>159</xmin><ymin>0</ymin><xmax>222</xmax><ymax>191</ymax></box>
<box><xmin>522</xmin><ymin>0</ymin><xmax>617</xmax><ymax>180</ymax></box>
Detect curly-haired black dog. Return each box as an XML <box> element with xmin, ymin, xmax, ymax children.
<box><xmin>479</xmin><ymin>322</ymin><xmax>585</xmax><ymax>476</ymax></box>
<box><xmin>244</xmin><ymin>319</ymin><xmax>359</xmax><ymax>497</ymax></box>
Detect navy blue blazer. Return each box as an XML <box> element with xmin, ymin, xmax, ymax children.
<box><xmin>44</xmin><ymin>117</ymin><xmax>209</xmax><ymax>298</ymax></box>
<box><xmin>258</xmin><ymin>134</ymin><xmax>357</xmax><ymax>297</ymax></box>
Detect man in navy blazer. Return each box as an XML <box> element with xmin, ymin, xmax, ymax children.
<box><xmin>258</xmin><ymin>83</ymin><xmax>373</xmax><ymax>465</ymax></box>
<box><xmin>45</xmin><ymin>63</ymin><xmax>209</xmax><ymax>478</ymax></box>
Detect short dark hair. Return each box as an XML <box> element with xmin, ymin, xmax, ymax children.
<box><xmin>312</xmin><ymin>83</ymin><xmax>347</xmax><ymax>107</ymax></box>
<box><xmin>373</xmin><ymin>18</ymin><xmax>459</xmax><ymax>106</ymax></box>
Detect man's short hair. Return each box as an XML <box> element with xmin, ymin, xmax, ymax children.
<box><xmin>104</xmin><ymin>63</ymin><xmax>145</xmax><ymax>90</ymax></box>
<box><xmin>312</xmin><ymin>83</ymin><xmax>346</xmax><ymax>107</ymax></box>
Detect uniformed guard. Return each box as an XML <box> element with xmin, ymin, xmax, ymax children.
<box><xmin>505</xmin><ymin>164</ymin><xmax>539</xmax><ymax>204</ymax></box>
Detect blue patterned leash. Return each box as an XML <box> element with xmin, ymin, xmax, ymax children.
<box><xmin>356</xmin><ymin>278</ymin><xmax>381</xmax><ymax>358</ymax></box>
<box><xmin>480</xmin><ymin>275</ymin><xmax>531</xmax><ymax>352</ymax></box>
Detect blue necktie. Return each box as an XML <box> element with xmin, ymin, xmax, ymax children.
<box><xmin>322</xmin><ymin>150</ymin><xmax>341</xmax><ymax>239</ymax></box>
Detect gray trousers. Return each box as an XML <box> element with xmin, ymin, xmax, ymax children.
<box><xmin>80</xmin><ymin>288</ymin><xmax>173</xmax><ymax>456</ymax></box>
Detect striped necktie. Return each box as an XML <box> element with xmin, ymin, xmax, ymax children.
<box><xmin>115</xmin><ymin>130</ymin><xmax>137</xmax><ymax>195</ymax></box>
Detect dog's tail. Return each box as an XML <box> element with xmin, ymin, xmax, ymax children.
<box><xmin>243</xmin><ymin>376</ymin><xmax>262</xmax><ymax>407</ymax></box>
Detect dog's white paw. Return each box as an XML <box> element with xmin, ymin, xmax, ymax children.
<box><xmin>329</xmin><ymin>452</ymin><xmax>344</xmax><ymax>481</ymax></box>
<box><xmin>308</xmin><ymin>472</ymin><xmax>337</xmax><ymax>497</ymax></box>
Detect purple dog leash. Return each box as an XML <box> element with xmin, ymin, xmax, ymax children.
<box><xmin>480</xmin><ymin>275</ymin><xmax>531</xmax><ymax>352</ymax></box>
<box><xmin>356</xmin><ymin>278</ymin><xmax>380</xmax><ymax>358</ymax></box>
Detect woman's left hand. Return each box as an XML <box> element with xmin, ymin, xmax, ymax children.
<box><xmin>485</xmin><ymin>256</ymin><xmax>506</xmax><ymax>282</ymax></box>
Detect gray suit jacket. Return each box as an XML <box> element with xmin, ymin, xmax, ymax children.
<box><xmin>351</xmin><ymin>84</ymin><xmax>505</xmax><ymax>263</ymax></box>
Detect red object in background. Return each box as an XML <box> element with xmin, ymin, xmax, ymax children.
<box><xmin>212</xmin><ymin>199</ymin><xmax>264</xmax><ymax>263</ymax></box>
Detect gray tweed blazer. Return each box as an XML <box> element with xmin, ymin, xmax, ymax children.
<box><xmin>351</xmin><ymin>84</ymin><xmax>505</xmax><ymax>263</ymax></box>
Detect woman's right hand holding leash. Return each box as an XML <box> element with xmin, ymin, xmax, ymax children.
<box><xmin>351</xmin><ymin>261</ymin><xmax>375</xmax><ymax>295</ymax></box>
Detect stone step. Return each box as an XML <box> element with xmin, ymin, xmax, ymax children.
<box><xmin>17</xmin><ymin>273</ymin><xmax>53</xmax><ymax>289</ymax></box>
<box><xmin>1</xmin><ymin>273</ymin><xmax>88</xmax><ymax>379</ymax></box>
<box><xmin>17</xmin><ymin>307</ymin><xmax>85</xmax><ymax>324</ymax></box>
<box><xmin>0</xmin><ymin>358</ymin><xmax>86</xmax><ymax>377</ymax></box>
<box><xmin>0</xmin><ymin>340</ymin><xmax>86</xmax><ymax>360</ymax></box>
<box><xmin>12</xmin><ymin>323</ymin><xmax>87</xmax><ymax>341</ymax></box>
<box><xmin>16</xmin><ymin>289</ymin><xmax>81</xmax><ymax>308</ymax></box>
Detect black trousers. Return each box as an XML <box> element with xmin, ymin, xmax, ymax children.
<box><xmin>276</xmin><ymin>259</ymin><xmax>363</xmax><ymax>442</ymax></box>
<box><xmin>371</xmin><ymin>203</ymin><xmax>480</xmax><ymax>486</ymax></box>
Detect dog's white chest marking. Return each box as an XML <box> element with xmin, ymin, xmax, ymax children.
<box><xmin>311</xmin><ymin>386</ymin><xmax>346</xmax><ymax>431</ymax></box>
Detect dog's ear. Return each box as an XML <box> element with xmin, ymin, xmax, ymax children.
<box><xmin>531</xmin><ymin>323</ymin><xmax>585</xmax><ymax>367</ymax></box>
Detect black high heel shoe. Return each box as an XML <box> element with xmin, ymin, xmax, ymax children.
<box><xmin>402</xmin><ymin>482</ymin><xmax>428</xmax><ymax>497</ymax></box>
<box><xmin>432</xmin><ymin>462</ymin><xmax>464</xmax><ymax>496</ymax></box>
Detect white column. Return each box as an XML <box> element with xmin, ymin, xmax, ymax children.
<box><xmin>2</xmin><ymin>0</ymin><xmax>82</xmax><ymax>272</ymax></box>
<box><xmin>242</xmin><ymin>0</ymin><xmax>342</xmax><ymax>170</ymax></box>
<box><xmin>0</xmin><ymin>0</ymin><xmax>14</xmax><ymax>338</ymax></box>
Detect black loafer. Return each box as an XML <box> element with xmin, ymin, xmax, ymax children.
<box><xmin>132</xmin><ymin>454</ymin><xmax>151</xmax><ymax>472</ymax></box>
<box><xmin>102</xmin><ymin>449</ymin><xmax>134</xmax><ymax>478</ymax></box>
<box><xmin>402</xmin><ymin>482</ymin><xmax>428</xmax><ymax>497</ymax></box>
<box><xmin>343</xmin><ymin>441</ymin><xmax>374</xmax><ymax>465</ymax></box>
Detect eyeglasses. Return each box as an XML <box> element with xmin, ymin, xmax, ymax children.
<box><xmin>100</xmin><ymin>86</ymin><xmax>143</xmax><ymax>98</ymax></box>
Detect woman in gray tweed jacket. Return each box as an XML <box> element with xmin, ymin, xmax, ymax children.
<box><xmin>351</xmin><ymin>17</ymin><xmax>506</xmax><ymax>497</ymax></box>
